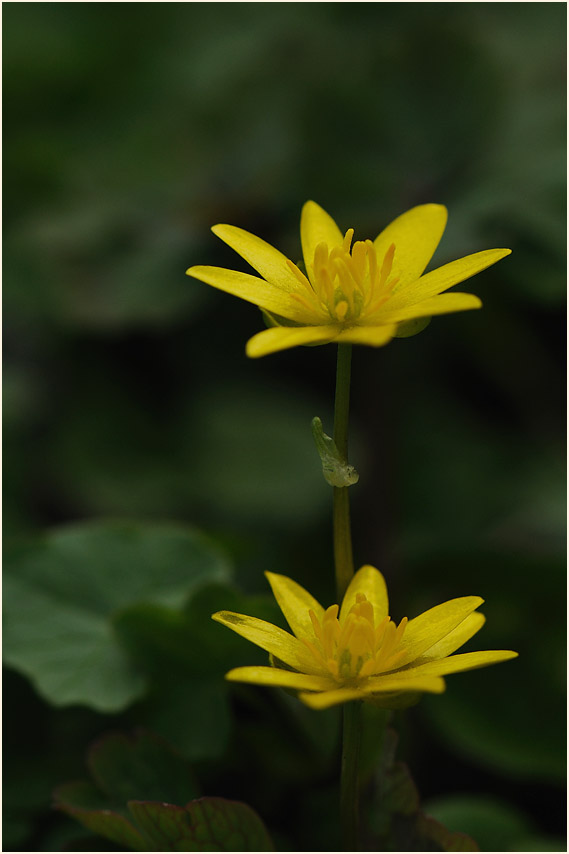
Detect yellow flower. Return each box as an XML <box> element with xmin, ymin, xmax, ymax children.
<box><xmin>213</xmin><ymin>565</ymin><xmax>517</xmax><ymax>710</ymax></box>
<box><xmin>187</xmin><ymin>202</ymin><xmax>511</xmax><ymax>358</ymax></box>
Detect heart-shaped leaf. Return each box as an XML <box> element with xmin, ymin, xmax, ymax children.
<box><xmin>3</xmin><ymin>522</ymin><xmax>231</xmax><ymax>712</ymax></box>
<box><xmin>55</xmin><ymin>731</ymin><xmax>273</xmax><ymax>851</ymax></box>
<box><xmin>55</xmin><ymin>781</ymin><xmax>147</xmax><ymax>850</ymax></box>
<box><xmin>87</xmin><ymin>730</ymin><xmax>200</xmax><ymax>805</ymax></box>
<box><xmin>112</xmin><ymin>583</ymin><xmax>282</xmax><ymax>760</ymax></box>
<box><xmin>128</xmin><ymin>798</ymin><xmax>274</xmax><ymax>851</ymax></box>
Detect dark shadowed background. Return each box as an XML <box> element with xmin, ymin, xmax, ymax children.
<box><xmin>4</xmin><ymin>3</ymin><xmax>566</xmax><ymax>851</ymax></box>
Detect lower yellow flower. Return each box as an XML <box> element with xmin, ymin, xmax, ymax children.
<box><xmin>187</xmin><ymin>201</ymin><xmax>511</xmax><ymax>358</ymax></box>
<box><xmin>212</xmin><ymin>566</ymin><xmax>517</xmax><ymax>709</ymax></box>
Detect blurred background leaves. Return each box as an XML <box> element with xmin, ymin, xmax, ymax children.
<box><xmin>3</xmin><ymin>2</ymin><xmax>565</xmax><ymax>851</ymax></box>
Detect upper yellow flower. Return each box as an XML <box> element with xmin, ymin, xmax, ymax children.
<box><xmin>187</xmin><ymin>202</ymin><xmax>511</xmax><ymax>358</ymax></box>
<box><xmin>213</xmin><ymin>565</ymin><xmax>517</xmax><ymax>709</ymax></box>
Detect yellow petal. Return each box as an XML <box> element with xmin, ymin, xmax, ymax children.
<box><xmin>362</xmin><ymin>673</ymin><xmax>447</xmax><ymax>696</ymax></box>
<box><xmin>246</xmin><ymin>325</ymin><xmax>339</xmax><ymax>358</ymax></box>
<box><xmin>225</xmin><ymin>666</ymin><xmax>334</xmax><ymax>692</ymax></box>
<box><xmin>211</xmin><ymin>224</ymin><xmax>305</xmax><ymax>293</ymax></box>
<box><xmin>377</xmin><ymin>292</ymin><xmax>482</xmax><ymax>324</ymax></box>
<box><xmin>414</xmin><ymin>612</ymin><xmax>486</xmax><ymax>663</ymax></box>
<box><xmin>299</xmin><ymin>674</ymin><xmax>446</xmax><ymax>709</ymax></box>
<box><xmin>334</xmin><ymin>324</ymin><xmax>398</xmax><ymax>347</ymax></box>
<box><xmin>339</xmin><ymin>565</ymin><xmax>389</xmax><ymax>624</ymax></box>
<box><xmin>387</xmin><ymin>248</ymin><xmax>511</xmax><ymax>310</ymax></box>
<box><xmin>187</xmin><ymin>265</ymin><xmax>305</xmax><ymax>320</ymax></box>
<box><xmin>265</xmin><ymin>572</ymin><xmax>325</xmax><ymax>641</ymax></box>
<box><xmin>373</xmin><ymin>204</ymin><xmax>448</xmax><ymax>288</ymax></box>
<box><xmin>298</xmin><ymin>687</ymin><xmax>366</xmax><ymax>709</ymax></box>
<box><xmin>396</xmin><ymin>596</ymin><xmax>484</xmax><ymax>668</ymax></box>
<box><xmin>300</xmin><ymin>201</ymin><xmax>344</xmax><ymax>284</ymax></box>
<box><xmin>212</xmin><ymin>611</ymin><xmax>323</xmax><ymax>674</ymax></box>
<box><xmin>396</xmin><ymin>649</ymin><xmax>519</xmax><ymax>679</ymax></box>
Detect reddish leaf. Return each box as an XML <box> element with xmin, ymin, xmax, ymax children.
<box><xmin>128</xmin><ymin>797</ymin><xmax>274</xmax><ymax>851</ymax></box>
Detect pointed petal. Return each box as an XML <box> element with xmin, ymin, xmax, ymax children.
<box><xmin>386</xmin><ymin>248</ymin><xmax>511</xmax><ymax>310</ymax></box>
<box><xmin>298</xmin><ymin>687</ymin><xmax>366</xmax><ymax>709</ymax></box>
<box><xmin>396</xmin><ymin>649</ymin><xmax>519</xmax><ymax>679</ymax></box>
<box><xmin>373</xmin><ymin>204</ymin><xmax>448</xmax><ymax>288</ymax></box>
<box><xmin>340</xmin><ymin>565</ymin><xmax>389</xmax><ymax>624</ymax></box>
<box><xmin>246</xmin><ymin>325</ymin><xmax>339</xmax><ymax>358</ymax></box>
<box><xmin>301</xmin><ymin>201</ymin><xmax>344</xmax><ymax>283</ymax></box>
<box><xmin>377</xmin><ymin>292</ymin><xmax>482</xmax><ymax>324</ymax></box>
<box><xmin>265</xmin><ymin>572</ymin><xmax>325</xmax><ymax>640</ymax></box>
<box><xmin>211</xmin><ymin>224</ymin><xmax>305</xmax><ymax>293</ymax></box>
<box><xmin>334</xmin><ymin>324</ymin><xmax>397</xmax><ymax>347</ymax></box>
<box><xmin>212</xmin><ymin>611</ymin><xmax>323</xmax><ymax>674</ymax></box>
<box><xmin>225</xmin><ymin>666</ymin><xmax>335</xmax><ymax>692</ymax></box>
<box><xmin>187</xmin><ymin>265</ymin><xmax>306</xmax><ymax>320</ymax></box>
<box><xmin>362</xmin><ymin>673</ymin><xmax>447</xmax><ymax>695</ymax></box>
<box><xmin>395</xmin><ymin>597</ymin><xmax>484</xmax><ymax>668</ymax></box>
<box><xmin>414</xmin><ymin>612</ymin><xmax>486</xmax><ymax>663</ymax></box>
<box><xmin>299</xmin><ymin>673</ymin><xmax>446</xmax><ymax>708</ymax></box>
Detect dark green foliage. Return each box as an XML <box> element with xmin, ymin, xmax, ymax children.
<box><xmin>3</xmin><ymin>522</ymin><xmax>231</xmax><ymax>711</ymax></box>
<box><xmin>54</xmin><ymin>731</ymin><xmax>272</xmax><ymax>851</ymax></box>
<box><xmin>367</xmin><ymin>727</ymin><xmax>478</xmax><ymax>851</ymax></box>
<box><xmin>127</xmin><ymin>800</ymin><xmax>273</xmax><ymax>852</ymax></box>
<box><xmin>3</xmin><ymin>2</ymin><xmax>565</xmax><ymax>851</ymax></box>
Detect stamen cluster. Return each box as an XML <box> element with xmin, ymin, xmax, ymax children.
<box><xmin>287</xmin><ymin>231</ymin><xmax>399</xmax><ymax>324</ymax></box>
<box><xmin>301</xmin><ymin>592</ymin><xmax>408</xmax><ymax>683</ymax></box>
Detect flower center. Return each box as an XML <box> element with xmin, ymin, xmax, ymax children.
<box><xmin>301</xmin><ymin>593</ymin><xmax>408</xmax><ymax>683</ymax></box>
<box><xmin>287</xmin><ymin>231</ymin><xmax>399</xmax><ymax>324</ymax></box>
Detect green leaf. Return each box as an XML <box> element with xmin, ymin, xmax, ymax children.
<box><xmin>112</xmin><ymin>584</ymin><xmax>282</xmax><ymax>759</ymax></box>
<box><xmin>55</xmin><ymin>730</ymin><xmax>274</xmax><ymax>851</ymax></box>
<box><xmin>423</xmin><ymin>795</ymin><xmax>534</xmax><ymax>852</ymax></box>
<box><xmin>370</xmin><ymin>728</ymin><xmax>479</xmax><ymax>851</ymax></box>
<box><xmin>141</xmin><ymin>678</ymin><xmax>231</xmax><ymax>762</ymax></box>
<box><xmin>55</xmin><ymin>781</ymin><xmax>148</xmax><ymax>850</ymax></box>
<box><xmin>3</xmin><ymin>521</ymin><xmax>231</xmax><ymax>711</ymax></box>
<box><xmin>380</xmin><ymin>762</ymin><xmax>420</xmax><ymax>817</ymax></box>
<box><xmin>128</xmin><ymin>798</ymin><xmax>274</xmax><ymax>851</ymax></box>
<box><xmin>87</xmin><ymin>730</ymin><xmax>200</xmax><ymax>805</ymax></box>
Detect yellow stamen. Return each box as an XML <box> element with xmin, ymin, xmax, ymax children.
<box><xmin>291</xmin><ymin>293</ymin><xmax>318</xmax><ymax>312</ymax></box>
<box><xmin>303</xmin><ymin>592</ymin><xmax>408</xmax><ymax>683</ymax></box>
<box><xmin>314</xmin><ymin>241</ymin><xmax>329</xmax><ymax>271</ymax></box>
<box><xmin>342</xmin><ymin>228</ymin><xmax>355</xmax><ymax>253</ymax></box>
<box><xmin>309</xmin><ymin>229</ymin><xmax>385</xmax><ymax>324</ymax></box>
<box><xmin>365</xmin><ymin>240</ymin><xmax>377</xmax><ymax>292</ymax></box>
<box><xmin>350</xmin><ymin>241</ymin><xmax>367</xmax><ymax>282</ymax></box>
<box><xmin>309</xmin><ymin>609</ymin><xmax>323</xmax><ymax>642</ymax></box>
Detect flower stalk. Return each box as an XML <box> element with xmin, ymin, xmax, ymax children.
<box><xmin>341</xmin><ymin>700</ymin><xmax>362</xmax><ymax>850</ymax></box>
<box><xmin>333</xmin><ymin>344</ymin><xmax>355</xmax><ymax>600</ymax></box>
<box><xmin>332</xmin><ymin>343</ymin><xmax>361</xmax><ymax>850</ymax></box>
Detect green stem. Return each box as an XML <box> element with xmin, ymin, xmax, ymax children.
<box><xmin>332</xmin><ymin>343</ymin><xmax>362</xmax><ymax>849</ymax></box>
<box><xmin>341</xmin><ymin>700</ymin><xmax>362</xmax><ymax>851</ymax></box>
<box><xmin>333</xmin><ymin>343</ymin><xmax>354</xmax><ymax>600</ymax></box>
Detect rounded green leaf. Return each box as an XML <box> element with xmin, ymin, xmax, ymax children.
<box><xmin>54</xmin><ymin>782</ymin><xmax>148</xmax><ymax>851</ymax></box>
<box><xmin>3</xmin><ymin>521</ymin><xmax>231</xmax><ymax>711</ymax></box>
<box><xmin>128</xmin><ymin>797</ymin><xmax>274</xmax><ymax>851</ymax></box>
<box><xmin>87</xmin><ymin>730</ymin><xmax>200</xmax><ymax>805</ymax></box>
